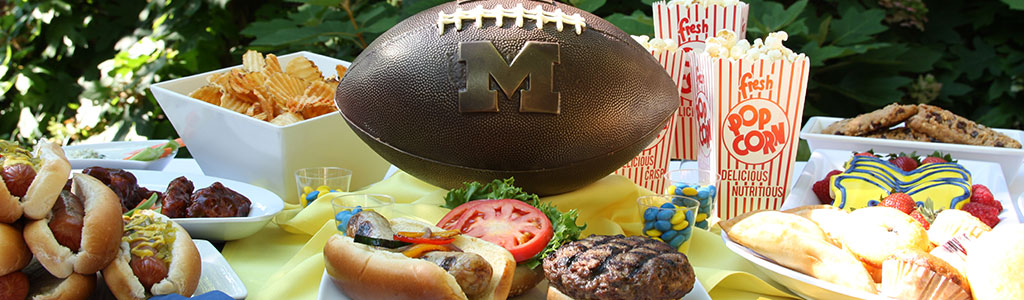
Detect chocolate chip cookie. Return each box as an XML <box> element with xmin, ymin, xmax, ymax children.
<box><xmin>822</xmin><ymin>103</ymin><xmax>919</xmax><ymax>136</ymax></box>
<box><xmin>906</xmin><ymin>104</ymin><xmax>1022</xmax><ymax>148</ymax></box>
<box><xmin>863</xmin><ymin>127</ymin><xmax>936</xmax><ymax>142</ymax></box>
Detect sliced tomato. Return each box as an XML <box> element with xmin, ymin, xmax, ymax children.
<box><xmin>437</xmin><ymin>199</ymin><xmax>553</xmax><ymax>262</ymax></box>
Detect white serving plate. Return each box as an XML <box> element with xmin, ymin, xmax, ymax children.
<box><xmin>64</xmin><ymin>140</ymin><xmax>177</xmax><ymax>171</ymax></box>
<box><xmin>129</xmin><ymin>169</ymin><xmax>284</xmax><ymax>241</ymax></box>
<box><xmin>150</xmin><ymin>51</ymin><xmax>391</xmax><ymax>204</ymax></box>
<box><xmin>723</xmin><ymin>149</ymin><xmax>1022</xmax><ymax>300</ymax></box>
<box><xmin>801</xmin><ymin>116</ymin><xmax>1024</xmax><ymax>182</ymax></box>
<box><xmin>317</xmin><ymin>269</ymin><xmax>712</xmax><ymax>300</ymax></box>
<box><xmin>193</xmin><ymin>239</ymin><xmax>247</xmax><ymax>299</ymax></box>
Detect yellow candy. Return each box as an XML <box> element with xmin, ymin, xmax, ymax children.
<box><xmin>653</xmin><ymin>237</ymin><xmax>664</xmax><ymax>242</ymax></box>
<box><xmin>303</xmin><ymin>186</ymin><xmax>313</xmax><ymax>194</ymax></box>
<box><xmin>665</xmin><ymin>187</ymin><xmax>675</xmax><ymax>194</ymax></box>
<box><xmin>646</xmin><ymin>229</ymin><xmax>662</xmax><ymax>237</ymax></box>
<box><xmin>670</xmin><ymin>210</ymin><xmax>687</xmax><ymax>224</ymax></box>
<box><xmin>696</xmin><ymin>213</ymin><xmax>708</xmax><ymax>223</ymax></box>
<box><xmin>682</xmin><ymin>187</ymin><xmax>698</xmax><ymax>196</ymax></box>
<box><xmin>678</xmin><ymin>240</ymin><xmax>690</xmax><ymax>252</ymax></box>
<box><xmin>672</xmin><ymin>220</ymin><xmax>689</xmax><ymax>231</ymax></box>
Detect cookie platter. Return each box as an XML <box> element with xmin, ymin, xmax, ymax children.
<box><xmin>722</xmin><ymin>149</ymin><xmax>1021</xmax><ymax>299</ymax></box>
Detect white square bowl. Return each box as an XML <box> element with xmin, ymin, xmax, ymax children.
<box><xmin>801</xmin><ymin>116</ymin><xmax>1024</xmax><ymax>181</ymax></box>
<box><xmin>150</xmin><ymin>51</ymin><xmax>391</xmax><ymax>203</ymax></box>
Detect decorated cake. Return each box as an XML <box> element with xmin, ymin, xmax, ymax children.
<box><xmin>829</xmin><ymin>155</ymin><xmax>971</xmax><ymax>212</ymax></box>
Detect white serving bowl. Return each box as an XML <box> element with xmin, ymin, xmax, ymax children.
<box><xmin>131</xmin><ymin>169</ymin><xmax>284</xmax><ymax>241</ymax></box>
<box><xmin>64</xmin><ymin>140</ymin><xmax>177</xmax><ymax>171</ymax></box>
<box><xmin>150</xmin><ymin>51</ymin><xmax>391</xmax><ymax>203</ymax></box>
<box><xmin>801</xmin><ymin>116</ymin><xmax>1024</xmax><ymax>181</ymax></box>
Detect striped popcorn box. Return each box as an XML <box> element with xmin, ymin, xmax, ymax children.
<box><xmin>652</xmin><ymin>0</ymin><xmax>749</xmax><ymax>160</ymax></box>
<box><xmin>688</xmin><ymin>30</ymin><xmax>810</xmax><ymax>221</ymax></box>
<box><xmin>615</xmin><ymin>108</ymin><xmax>679</xmax><ymax>193</ymax></box>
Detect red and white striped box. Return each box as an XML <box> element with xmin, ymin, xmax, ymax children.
<box><xmin>615</xmin><ymin>108</ymin><xmax>679</xmax><ymax>193</ymax></box>
<box><xmin>652</xmin><ymin>1</ymin><xmax>749</xmax><ymax>160</ymax></box>
<box><xmin>689</xmin><ymin>51</ymin><xmax>810</xmax><ymax>221</ymax></box>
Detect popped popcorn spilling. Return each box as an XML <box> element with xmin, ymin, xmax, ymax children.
<box><xmin>632</xmin><ymin>35</ymin><xmax>679</xmax><ymax>54</ymax></box>
<box><xmin>666</xmin><ymin>0</ymin><xmax>743</xmax><ymax>7</ymax></box>
<box><xmin>704</xmin><ymin>29</ymin><xmax>807</xmax><ymax>62</ymax></box>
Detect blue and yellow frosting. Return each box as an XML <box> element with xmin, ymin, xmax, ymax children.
<box><xmin>830</xmin><ymin>155</ymin><xmax>972</xmax><ymax>211</ymax></box>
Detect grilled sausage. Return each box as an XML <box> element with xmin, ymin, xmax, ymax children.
<box><xmin>345</xmin><ymin>210</ymin><xmax>395</xmax><ymax>239</ymax></box>
<box><xmin>420</xmin><ymin>251</ymin><xmax>493</xmax><ymax>297</ymax></box>
<box><xmin>48</xmin><ymin>190</ymin><xmax>85</xmax><ymax>251</ymax></box>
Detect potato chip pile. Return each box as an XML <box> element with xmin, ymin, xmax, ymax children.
<box><xmin>188</xmin><ymin>50</ymin><xmax>347</xmax><ymax>126</ymax></box>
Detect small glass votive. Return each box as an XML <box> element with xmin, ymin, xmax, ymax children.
<box><xmin>664</xmin><ymin>169</ymin><xmax>720</xmax><ymax>229</ymax></box>
<box><xmin>331</xmin><ymin>193</ymin><xmax>394</xmax><ymax>234</ymax></box>
<box><xmin>637</xmin><ymin>194</ymin><xmax>700</xmax><ymax>253</ymax></box>
<box><xmin>295</xmin><ymin>167</ymin><xmax>352</xmax><ymax>206</ymax></box>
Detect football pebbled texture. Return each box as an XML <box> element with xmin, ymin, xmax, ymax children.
<box><xmin>336</xmin><ymin>0</ymin><xmax>679</xmax><ymax>195</ymax></box>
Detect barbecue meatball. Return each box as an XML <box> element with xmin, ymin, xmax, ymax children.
<box><xmin>161</xmin><ymin>176</ymin><xmax>194</xmax><ymax>218</ymax></box>
<box><xmin>543</xmin><ymin>235</ymin><xmax>695</xmax><ymax>300</ymax></box>
<box><xmin>186</xmin><ymin>182</ymin><xmax>251</xmax><ymax>217</ymax></box>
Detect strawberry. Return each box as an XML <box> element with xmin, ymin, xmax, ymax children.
<box><xmin>970</xmin><ymin>184</ymin><xmax>1003</xmax><ymax>212</ymax></box>
<box><xmin>910</xmin><ymin>210</ymin><xmax>930</xmax><ymax>230</ymax></box>
<box><xmin>812</xmin><ymin>170</ymin><xmax>844</xmax><ymax>205</ymax></box>
<box><xmin>880</xmin><ymin>193</ymin><xmax>916</xmax><ymax>214</ymax></box>
<box><xmin>920</xmin><ymin>157</ymin><xmax>948</xmax><ymax>164</ymax></box>
<box><xmin>888</xmin><ymin>156</ymin><xmax>919</xmax><ymax>172</ymax></box>
<box><xmin>962</xmin><ymin>202</ymin><xmax>1000</xmax><ymax>228</ymax></box>
<box><xmin>854</xmin><ymin>151</ymin><xmax>875</xmax><ymax>157</ymax></box>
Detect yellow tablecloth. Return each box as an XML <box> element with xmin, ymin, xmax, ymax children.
<box><xmin>222</xmin><ymin>172</ymin><xmax>800</xmax><ymax>299</ymax></box>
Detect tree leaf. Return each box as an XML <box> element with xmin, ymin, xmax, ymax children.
<box><xmin>836</xmin><ymin>74</ymin><xmax>913</xmax><ymax>106</ymax></box>
<box><xmin>287</xmin><ymin>0</ymin><xmax>343</xmax><ymax>6</ymax></box>
<box><xmin>1003</xmin><ymin>0</ymin><xmax>1024</xmax><ymax>9</ymax></box>
<box><xmin>571</xmin><ymin>0</ymin><xmax>606</xmax><ymax>12</ymax></box>
<box><xmin>800</xmin><ymin>43</ymin><xmax>845</xmax><ymax>66</ymax></box>
<box><xmin>605</xmin><ymin>10</ymin><xmax>653</xmax><ymax>36</ymax></box>
<box><xmin>952</xmin><ymin>37</ymin><xmax>997</xmax><ymax>81</ymax></box>
<box><xmin>240</xmin><ymin>19</ymin><xmax>299</xmax><ymax>37</ymax></box>
<box><xmin>750</xmin><ymin>0</ymin><xmax>807</xmax><ymax>33</ymax></box>
<box><xmin>362</xmin><ymin>15</ymin><xmax>401</xmax><ymax>34</ymax></box>
<box><xmin>828</xmin><ymin>7</ymin><xmax>887</xmax><ymax>46</ymax></box>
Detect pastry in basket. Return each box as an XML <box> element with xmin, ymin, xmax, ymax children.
<box><xmin>821</xmin><ymin>103</ymin><xmax>918</xmax><ymax>136</ymax></box>
<box><xmin>967</xmin><ymin>224</ymin><xmax>1024</xmax><ymax>300</ymax></box>
<box><xmin>721</xmin><ymin>210</ymin><xmax>877</xmax><ymax>293</ymax></box>
<box><xmin>907</xmin><ymin>104</ymin><xmax>1022</xmax><ymax>148</ymax></box>
<box><xmin>929</xmin><ymin>233</ymin><xmax>974</xmax><ymax>277</ymax></box>
<box><xmin>837</xmin><ymin>206</ymin><xmax>931</xmax><ymax>281</ymax></box>
<box><xmin>783</xmin><ymin>205</ymin><xmax>849</xmax><ymax>247</ymax></box>
<box><xmin>879</xmin><ymin>250</ymin><xmax>971</xmax><ymax>300</ymax></box>
<box><xmin>926</xmin><ymin>209</ymin><xmax>990</xmax><ymax>246</ymax></box>
<box><xmin>830</xmin><ymin>154</ymin><xmax>971</xmax><ymax>212</ymax></box>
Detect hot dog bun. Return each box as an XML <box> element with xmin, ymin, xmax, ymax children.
<box><xmin>20</xmin><ymin>140</ymin><xmax>72</xmax><ymax>220</ymax></box>
<box><xmin>24</xmin><ymin>173</ymin><xmax>123</xmax><ymax>278</ymax></box>
<box><xmin>23</xmin><ymin>260</ymin><xmax>96</xmax><ymax>300</ymax></box>
<box><xmin>0</xmin><ymin>222</ymin><xmax>32</xmax><ymax>276</ymax></box>
<box><xmin>0</xmin><ymin>139</ymin><xmax>71</xmax><ymax>223</ymax></box>
<box><xmin>324</xmin><ymin>217</ymin><xmax>515</xmax><ymax>300</ymax></box>
<box><xmin>102</xmin><ymin>210</ymin><xmax>200</xmax><ymax>300</ymax></box>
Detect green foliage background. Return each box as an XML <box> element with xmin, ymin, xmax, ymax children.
<box><xmin>2</xmin><ymin>0</ymin><xmax>1022</xmax><ymax>146</ymax></box>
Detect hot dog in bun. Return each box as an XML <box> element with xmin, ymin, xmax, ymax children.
<box><xmin>324</xmin><ymin>210</ymin><xmax>515</xmax><ymax>300</ymax></box>
<box><xmin>24</xmin><ymin>173</ymin><xmax>123</xmax><ymax>278</ymax></box>
<box><xmin>22</xmin><ymin>260</ymin><xmax>97</xmax><ymax>300</ymax></box>
<box><xmin>0</xmin><ymin>139</ymin><xmax>72</xmax><ymax>222</ymax></box>
<box><xmin>102</xmin><ymin>209</ymin><xmax>200</xmax><ymax>300</ymax></box>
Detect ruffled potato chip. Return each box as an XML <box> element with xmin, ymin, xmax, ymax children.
<box><xmin>242</xmin><ymin>50</ymin><xmax>266</xmax><ymax>73</ymax></box>
<box><xmin>292</xmin><ymin>95</ymin><xmax>337</xmax><ymax>119</ymax></box>
<box><xmin>270</xmin><ymin>112</ymin><xmax>304</xmax><ymax>126</ymax></box>
<box><xmin>266</xmin><ymin>72</ymin><xmax>306</xmax><ymax>109</ymax></box>
<box><xmin>303</xmin><ymin>80</ymin><xmax>334</xmax><ymax>103</ymax></box>
<box><xmin>220</xmin><ymin>92</ymin><xmax>251</xmax><ymax>114</ymax></box>
<box><xmin>335</xmin><ymin>64</ymin><xmax>348</xmax><ymax>80</ymax></box>
<box><xmin>286</xmin><ymin>56</ymin><xmax>323</xmax><ymax>83</ymax></box>
<box><xmin>189</xmin><ymin>85</ymin><xmax>223</xmax><ymax>106</ymax></box>
<box><xmin>265</xmin><ymin>53</ymin><xmax>282</xmax><ymax>73</ymax></box>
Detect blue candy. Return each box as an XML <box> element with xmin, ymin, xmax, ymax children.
<box><xmin>669</xmin><ymin>234</ymin><xmax>685</xmax><ymax>248</ymax></box>
<box><xmin>655</xmin><ymin>220</ymin><xmax>671</xmax><ymax>232</ymax></box>
<box><xmin>697</xmin><ymin>189</ymin><xmax>709</xmax><ymax>199</ymax></box>
<box><xmin>306</xmin><ymin>190</ymin><xmax>320</xmax><ymax>201</ymax></box>
<box><xmin>656</xmin><ymin>209</ymin><xmax>674</xmax><ymax>221</ymax></box>
<box><xmin>678</xmin><ymin>228</ymin><xmax>692</xmax><ymax>241</ymax></box>
<box><xmin>685</xmin><ymin>209</ymin><xmax>695</xmax><ymax>221</ymax></box>
<box><xmin>335</xmin><ymin>211</ymin><xmax>351</xmax><ymax>220</ymax></box>
<box><xmin>336</xmin><ymin>223</ymin><xmax>346</xmax><ymax>231</ymax></box>
<box><xmin>661</xmin><ymin>230</ymin><xmax>678</xmax><ymax>242</ymax></box>
<box><xmin>644</xmin><ymin>222</ymin><xmax>655</xmax><ymax>231</ymax></box>
<box><xmin>644</xmin><ymin>207</ymin><xmax>658</xmax><ymax>221</ymax></box>
<box><xmin>660</xmin><ymin>203</ymin><xmax>675</xmax><ymax>209</ymax></box>
<box><xmin>708</xmin><ymin>185</ymin><xmax>716</xmax><ymax>195</ymax></box>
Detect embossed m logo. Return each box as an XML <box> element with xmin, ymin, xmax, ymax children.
<box><xmin>458</xmin><ymin>41</ymin><xmax>560</xmax><ymax>114</ymax></box>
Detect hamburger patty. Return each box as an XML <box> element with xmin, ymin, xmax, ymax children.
<box><xmin>543</xmin><ymin>235</ymin><xmax>695</xmax><ymax>300</ymax></box>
